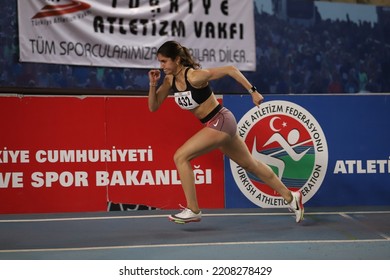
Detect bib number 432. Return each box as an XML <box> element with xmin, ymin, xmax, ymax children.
<box><xmin>177</xmin><ymin>96</ymin><xmax>193</xmax><ymax>107</ymax></box>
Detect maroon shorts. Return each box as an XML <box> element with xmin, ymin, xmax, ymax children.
<box><xmin>201</xmin><ymin>105</ymin><xmax>237</xmax><ymax>137</ymax></box>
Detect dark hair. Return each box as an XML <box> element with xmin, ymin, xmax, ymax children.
<box><xmin>157</xmin><ymin>41</ymin><xmax>200</xmax><ymax>69</ymax></box>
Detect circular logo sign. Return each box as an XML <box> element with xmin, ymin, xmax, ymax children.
<box><xmin>230</xmin><ymin>100</ymin><xmax>328</xmax><ymax>208</ymax></box>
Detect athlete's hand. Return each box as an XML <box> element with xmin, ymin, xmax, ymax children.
<box><xmin>252</xmin><ymin>91</ymin><xmax>264</xmax><ymax>107</ymax></box>
<box><xmin>148</xmin><ymin>69</ymin><xmax>161</xmax><ymax>85</ymax></box>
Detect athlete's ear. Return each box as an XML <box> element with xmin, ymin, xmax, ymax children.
<box><xmin>174</xmin><ymin>56</ymin><xmax>181</xmax><ymax>66</ymax></box>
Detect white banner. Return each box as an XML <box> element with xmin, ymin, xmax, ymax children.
<box><xmin>17</xmin><ymin>0</ymin><xmax>256</xmax><ymax>70</ymax></box>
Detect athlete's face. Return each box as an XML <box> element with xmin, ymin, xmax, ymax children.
<box><xmin>157</xmin><ymin>54</ymin><xmax>179</xmax><ymax>75</ymax></box>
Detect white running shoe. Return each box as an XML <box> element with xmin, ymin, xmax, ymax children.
<box><xmin>169</xmin><ymin>206</ymin><xmax>202</xmax><ymax>224</ymax></box>
<box><xmin>289</xmin><ymin>191</ymin><xmax>304</xmax><ymax>223</ymax></box>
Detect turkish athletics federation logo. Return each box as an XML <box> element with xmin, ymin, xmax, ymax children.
<box><xmin>230</xmin><ymin>100</ymin><xmax>328</xmax><ymax>208</ymax></box>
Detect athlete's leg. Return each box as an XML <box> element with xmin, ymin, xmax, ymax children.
<box><xmin>219</xmin><ymin>134</ymin><xmax>293</xmax><ymax>202</ymax></box>
<box><xmin>174</xmin><ymin>127</ymin><xmax>230</xmax><ymax>212</ymax></box>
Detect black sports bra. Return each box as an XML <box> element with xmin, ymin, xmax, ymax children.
<box><xmin>172</xmin><ymin>68</ymin><xmax>212</xmax><ymax>110</ymax></box>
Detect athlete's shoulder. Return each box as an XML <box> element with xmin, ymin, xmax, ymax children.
<box><xmin>186</xmin><ymin>68</ymin><xmax>211</xmax><ymax>87</ymax></box>
<box><xmin>163</xmin><ymin>74</ymin><xmax>173</xmax><ymax>85</ymax></box>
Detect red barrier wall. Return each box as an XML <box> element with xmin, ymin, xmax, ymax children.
<box><xmin>0</xmin><ymin>95</ymin><xmax>225</xmax><ymax>214</ymax></box>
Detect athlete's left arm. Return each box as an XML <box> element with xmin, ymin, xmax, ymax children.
<box><xmin>189</xmin><ymin>66</ymin><xmax>264</xmax><ymax>106</ymax></box>
<box><xmin>189</xmin><ymin>66</ymin><xmax>247</xmax><ymax>86</ymax></box>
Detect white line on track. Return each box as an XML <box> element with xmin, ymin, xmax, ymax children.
<box><xmin>0</xmin><ymin>210</ymin><xmax>389</xmax><ymax>223</ymax></box>
<box><xmin>0</xmin><ymin>239</ymin><xmax>389</xmax><ymax>254</ymax></box>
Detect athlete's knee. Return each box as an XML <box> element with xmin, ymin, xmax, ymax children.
<box><xmin>173</xmin><ymin>150</ymin><xmax>181</xmax><ymax>166</ymax></box>
<box><xmin>239</xmin><ymin>160</ymin><xmax>257</xmax><ymax>174</ymax></box>
<box><xmin>261</xmin><ymin>166</ymin><xmax>277</xmax><ymax>182</ymax></box>
<box><xmin>173</xmin><ymin>148</ymin><xmax>188</xmax><ymax>166</ymax></box>
<box><xmin>257</xmin><ymin>162</ymin><xmax>277</xmax><ymax>182</ymax></box>
<box><xmin>243</xmin><ymin>160</ymin><xmax>276</xmax><ymax>182</ymax></box>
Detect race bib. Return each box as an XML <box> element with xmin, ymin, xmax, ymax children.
<box><xmin>174</xmin><ymin>91</ymin><xmax>199</xmax><ymax>110</ymax></box>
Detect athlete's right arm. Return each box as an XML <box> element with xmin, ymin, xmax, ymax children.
<box><xmin>148</xmin><ymin>70</ymin><xmax>171</xmax><ymax>112</ymax></box>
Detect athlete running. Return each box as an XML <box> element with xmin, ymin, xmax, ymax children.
<box><xmin>148</xmin><ymin>41</ymin><xmax>304</xmax><ymax>224</ymax></box>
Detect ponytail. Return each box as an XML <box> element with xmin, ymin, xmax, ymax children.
<box><xmin>157</xmin><ymin>41</ymin><xmax>201</xmax><ymax>69</ymax></box>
